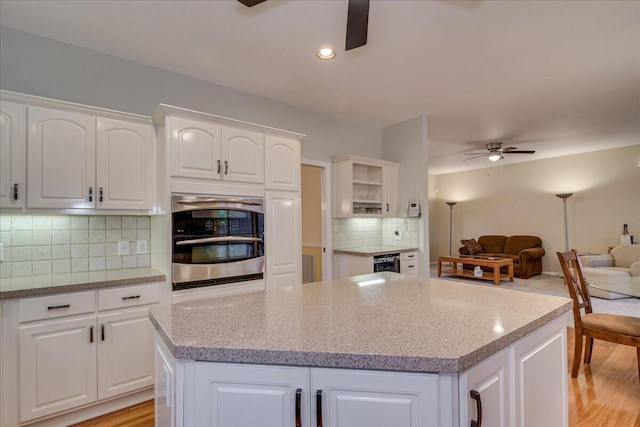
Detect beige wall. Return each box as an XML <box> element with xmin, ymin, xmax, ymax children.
<box><xmin>430</xmin><ymin>145</ymin><xmax>640</xmax><ymax>273</ymax></box>
<box><xmin>301</xmin><ymin>165</ymin><xmax>323</xmax><ymax>247</ymax></box>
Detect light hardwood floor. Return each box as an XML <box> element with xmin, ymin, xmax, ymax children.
<box><xmin>72</xmin><ymin>328</ymin><xmax>639</xmax><ymax>427</ymax></box>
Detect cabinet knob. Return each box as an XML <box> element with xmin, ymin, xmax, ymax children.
<box><xmin>470</xmin><ymin>389</ymin><xmax>482</xmax><ymax>427</ymax></box>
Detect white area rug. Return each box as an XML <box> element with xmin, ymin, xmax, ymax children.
<box><xmin>429</xmin><ymin>265</ymin><xmax>640</xmax><ymax>318</ymax></box>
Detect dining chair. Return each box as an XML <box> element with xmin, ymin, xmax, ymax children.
<box><xmin>556</xmin><ymin>250</ymin><xmax>640</xmax><ymax>381</ymax></box>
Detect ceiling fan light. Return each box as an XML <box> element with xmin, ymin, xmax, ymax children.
<box><xmin>488</xmin><ymin>151</ymin><xmax>503</xmax><ymax>162</ymax></box>
<box><xmin>317</xmin><ymin>47</ymin><xmax>336</xmax><ymax>60</ymax></box>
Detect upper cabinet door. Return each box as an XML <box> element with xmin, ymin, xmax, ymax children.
<box><xmin>222</xmin><ymin>128</ymin><xmax>264</xmax><ymax>184</ymax></box>
<box><xmin>0</xmin><ymin>101</ymin><xmax>26</xmax><ymax>209</ymax></box>
<box><xmin>169</xmin><ymin>116</ymin><xmax>222</xmax><ymax>181</ymax></box>
<box><xmin>27</xmin><ymin>106</ymin><xmax>96</xmax><ymax>209</ymax></box>
<box><xmin>265</xmin><ymin>136</ymin><xmax>300</xmax><ymax>191</ymax></box>
<box><xmin>382</xmin><ymin>164</ymin><xmax>399</xmax><ymax>217</ymax></box>
<box><xmin>96</xmin><ymin>118</ymin><xmax>153</xmax><ymax>210</ymax></box>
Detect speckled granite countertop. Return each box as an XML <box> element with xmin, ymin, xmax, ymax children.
<box><xmin>150</xmin><ymin>272</ymin><xmax>571</xmax><ymax>373</ymax></box>
<box><xmin>0</xmin><ymin>268</ymin><xmax>166</xmax><ymax>299</ymax></box>
<box><xmin>334</xmin><ymin>246</ymin><xmax>418</xmax><ymax>256</ymax></box>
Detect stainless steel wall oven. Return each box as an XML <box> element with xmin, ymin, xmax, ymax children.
<box><xmin>172</xmin><ymin>195</ymin><xmax>265</xmax><ymax>291</ymax></box>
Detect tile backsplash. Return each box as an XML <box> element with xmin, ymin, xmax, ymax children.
<box><xmin>0</xmin><ymin>215</ymin><xmax>152</xmax><ymax>278</ymax></box>
<box><xmin>333</xmin><ymin>217</ymin><xmax>419</xmax><ymax>249</ymax></box>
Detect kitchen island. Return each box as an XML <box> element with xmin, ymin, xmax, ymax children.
<box><xmin>150</xmin><ymin>272</ymin><xmax>572</xmax><ymax>427</ymax></box>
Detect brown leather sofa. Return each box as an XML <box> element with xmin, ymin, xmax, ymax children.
<box><xmin>459</xmin><ymin>235</ymin><xmax>545</xmax><ymax>279</ymax></box>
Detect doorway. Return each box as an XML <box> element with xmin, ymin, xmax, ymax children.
<box><xmin>301</xmin><ymin>161</ymin><xmax>332</xmax><ymax>282</ymax></box>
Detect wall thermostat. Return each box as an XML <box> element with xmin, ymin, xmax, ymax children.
<box><xmin>406</xmin><ymin>201</ymin><xmax>421</xmax><ymax>217</ymax></box>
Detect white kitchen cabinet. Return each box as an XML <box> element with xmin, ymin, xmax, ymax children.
<box><xmin>312</xmin><ymin>368</ymin><xmax>439</xmax><ymax>427</ymax></box>
<box><xmin>459</xmin><ymin>315</ymin><xmax>568</xmax><ymax>427</ymax></box>
<box><xmin>25</xmin><ymin>104</ymin><xmax>154</xmax><ymax>211</ymax></box>
<box><xmin>265</xmin><ymin>135</ymin><xmax>301</xmax><ymax>191</ymax></box>
<box><xmin>27</xmin><ymin>106</ymin><xmax>96</xmax><ymax>209</ymax></box>
<box><xmin>19</xmin><ymin>314</ymin><xmax>98</xmax><ymax>422</ymax></box>
<box><xmin>266</xmin><ymin>191</ymin><xmax>301</xmax><ymax>288</ymax></box>
<box><xmin>401</xmin><ymin>251</ymin><xmax>419</xmax><ymax>276</ymax></box>
<box><xmin>168</xmin><ymin>116</ymin><xmax>264</xmax><ymax>184</ymax></box>
<box><xmin>155</xmin><ymin>337</ymin><xmax>177</xmax><ymax>427</ymax></box>
<box><xmin>96</xmin><ymin>118</ymin><xmax>153</xmax><ymax>210</ymax></box>
<box><xmin>188</xmin><ymin>363</ymin><xmax>309</xmax><ymax>427</ymax></box>
<box><xmin>512</xmin><ymin>315</ymin><xmax>567</xmax><ymax>427</ymax></box>
<box><xmin>97</xmin><ymin>308</ymin><xmax>155</xmax><ymax>400</ymax></box>
<box><xmin>335</xmin><ymin>253</ymin><xmax>373</xmax><ymax>278</ymax></box>
<box><xmin>0</xmin><ymin>101</ymin><xmax>25</xmax><ymax>209</ymax></box>
<box><xmin>11</xmin><ymin>283</ymin><xmax>161</xmax><ymax>424</ymax></box>
<box><xmin>222</xmin><ymin>127</ymin><xmax>264</xmax><ymax>184</ymax></box>
<box><xmin>459</xmin><ymin>348</ymin><xmax>510</xmax><ymax>427</ymax></box>
<box><xmin>169</xmin><ymin>116</ymin><xmax>222</xmax><ymax>181</ymax></box>
<box><xmin>383</xmin><ymin>164</ymin><xmax>399</xmax><ymax>217</ymax></box>
<box><xmin>333</xmin><ymin>155</ymin><xmax>400</xmax><ymax>218</ymax></box>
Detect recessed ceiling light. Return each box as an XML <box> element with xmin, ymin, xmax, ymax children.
<box><xmin>317</xmin><ymin>47</ymin><xmax>336</xmax><ymax>60</ymax></box>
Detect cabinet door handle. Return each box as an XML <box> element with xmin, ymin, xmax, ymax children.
<box><xmin>386</xmin><ymin>203</ymin><xmax>389</xmax><ymax>212</ymax></box>
<box><xmin>408</xmin><ymin>264</ymin><xmax>415</xmax><ymax>268</ymax></box>
<box><xmin>470</xmin><ymin>389</ymin><xmax>482</xmax><ymax>427</ymax></box>
<box><xmin>122</xmin><ymin>295</ymin><xmax>141</xmax><ymax>300</ymax></box>
<box><xmin>13</xmin><ymin>183</ymin><xmax>18</xmax><ymax>200</ymax></box>
<box><xmin>295</xmin><ymin>388</ymin><xmax>302</xmax><ymax>427</ymax></box>
<box><xmin>89</xmin><ymin>325</ymin><xmax>94</xmax><ymax>343</ymax></box>
<box><xmin>224</xmin><ymin>160</ymin><xmax>228</xmax><ymax>175</ymax></box>
<box><xmin>99</xmin><ymin>187</ymin><xmax>103</xmax><ymax>203</ymax></box>
<box><xmin>47</xmin><ymin>304</ymin><xmax>70</xmax><ymax>310</ymax></box>
<box><xmin>316</xmin><ymin>390</ymin><xmax>323</xmax><ymax>427</ymax></box>
<box><xmin>217</xmin><ymin>159</ymin><xmax>221</xmax><ymax>174</ymax></box>
<box><xmin>89</xmin><ymin>187</ymin><xmax>93</xmax><ymax>202</ymax></box>
<box><xmin>101</xmin><ymin>324</ymin><xmax>105</xmax><ymax>341</ymax></box>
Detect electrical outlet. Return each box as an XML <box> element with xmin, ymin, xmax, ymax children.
<box><xmin>395</xmin><ymin>231</ymin><xmax>403</xmax><ymax>240</ymax></box>
<box><xmin>136</xmin><ymin>240</ymin><xmax>148</xmax><ymax>254</ymax></box>
<box><xmin>117</xmin><ymin>240</ymin><xmax>130</xmax><ymax>256</ymax></box>
<box><xmin>0</xmin><ymin>243</ymin><xmax>3</xmax><ymax>262</ymax></box>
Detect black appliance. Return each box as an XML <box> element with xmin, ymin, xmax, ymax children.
<box><xmin>373</xmin><ymin>253</ymin><xmax>401</xmax><ymax>273</ymax></box>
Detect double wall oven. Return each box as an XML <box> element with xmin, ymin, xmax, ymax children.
<box><xmin>172</xmin><ymin>195</ymin><xmax>265</xmax><ymax>291</ymax></box>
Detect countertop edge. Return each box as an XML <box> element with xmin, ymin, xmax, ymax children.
<box><xmin>154</xmin><ymin>302</ymin><xmax>572</xmax><ymax>374</ymax></box>
<box><xmin>334</xmin><ymin>247</ymin><xmax>418</xmax><ymax>256</ymax></box>
<box><xmin>0</xmin><ymin>273</ymin><xmax>166</xmax><ymax>300</ymax></box>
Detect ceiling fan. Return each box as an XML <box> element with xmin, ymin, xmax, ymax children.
<box><xmin>464</xmin><ymin>142</ymin><xmax>536</xmax><ymax>162</ymax></box>
<box><xmin>238</xmin><ymin>0</ymin><xmax>370</xmax><ymax>51</ymax></box>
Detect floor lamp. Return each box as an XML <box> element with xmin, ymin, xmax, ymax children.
<box><xmin>446</xmin><ymin>202</ymin><xmax>457</xmax><ymax>256</ymax></box>
<box><xmin>555</xmin><ymin>193</ymin><xmax>573</xmax><ymax>252</ymax></box>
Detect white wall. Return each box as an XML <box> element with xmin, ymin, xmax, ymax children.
<box><xmin>430</xmin><ymin>145</ymin><xmax>640</xmax><ymax>273</ymax></box>
<box><xmin>0</xmin><ymin>26</ymin><xmax>381</xmax><ymax>162</ymax></box>
<box><xmin>381</xmin><ymin>115</ymin><xmax>430</xmax><ymax>275</ymax></box>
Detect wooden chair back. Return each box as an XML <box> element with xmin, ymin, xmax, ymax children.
<box><xmin>557</xmin><ymin>250</ymin><xmax>593</xmax><ymax>331</ymax></box>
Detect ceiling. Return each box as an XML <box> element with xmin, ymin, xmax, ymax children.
<box><xmin>1</xmin><ymin>0</ymin><xmax>638</xmax><ymax>174</ymax></box>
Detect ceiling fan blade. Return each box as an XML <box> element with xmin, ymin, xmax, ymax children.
<box><xmin>504</xmin><ymin>150</ymin><xmax>536</xmax><ymax>154</ymax></box>
<box><xmin>346</xmin><ymin>0</ymin><xmax>369</xmax><ymax>50</ymax></box>
<box><xmin>463</xmin><ymin>155</ymin><xmax>487</xmax><ymax>161</ymax></box>
<box><xmin>501</xmin><ymin>146</ymin><xmax>518</xmax><ymax>152</ymax></box>
<box><xmin>238</xmin><ymin>0</ymin><xmax>266</xmax><ymax>7</ymax></box>
<box><xmin>464</xmin><ymin>152</ymin><xmax>488</xmax><ymax>155</ymax></box>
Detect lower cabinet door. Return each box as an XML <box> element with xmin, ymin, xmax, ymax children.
<box><xmin>97</xmin><ymin>308</ymin><xmax>155</xmax><ymax>399</ymax></box>
<box><xmin>459</xmin><ymin>348</ymin><xmax>510</xmax><ymax>427</ymax></box>
<box><xmin>18</xmin><ymin>315</ymin><xmax>97</xmax><ymax>422</ymax></box>
<box><xmin>155</xmin><ymin>337</ymin><xmax>177</xmax><ymax>427</ymax></box>
<box><xmin>513</xmin><ymin>317</ymin><xmax>567</xmax><ymax>427</ymax></box>
<box><xmin>311</xmin><ymin>368</ymin><xmax>440</xmax><ymax>427</ymax></box>
<box><xmin>189</xmin><ymin>363</ymin><xmax>309</xmax><ymax>427</ymax></box>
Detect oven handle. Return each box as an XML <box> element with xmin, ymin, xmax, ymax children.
<box><xmin>176</xmin><ymin>198</ymin><xmax>262</xmax><ymax>206</ymax></box>
<box><xmin>176</xmin><ymin>236</ymin><xmax>263</xmax><ymax>246</ymax></box>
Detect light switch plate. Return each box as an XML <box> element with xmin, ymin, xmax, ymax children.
<box><xmin>118</xmin><ymin>240</ymin><xmax>130</xmax><ymax>256</ymax></box>
<box><xmin>0</xmin><ymin>242</ymin><xmax>3</xmax><ymax>261</ymax></box>
<box><xmin>136</xmin><ymin>240</ymin><xmax>148</xmax><ymax>254</ymax></box>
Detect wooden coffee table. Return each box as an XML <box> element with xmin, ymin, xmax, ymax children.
<box><xmin>437</xmin><ymin>255</ymin><xmax>514</xmax><ymax>286</ymax></box>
